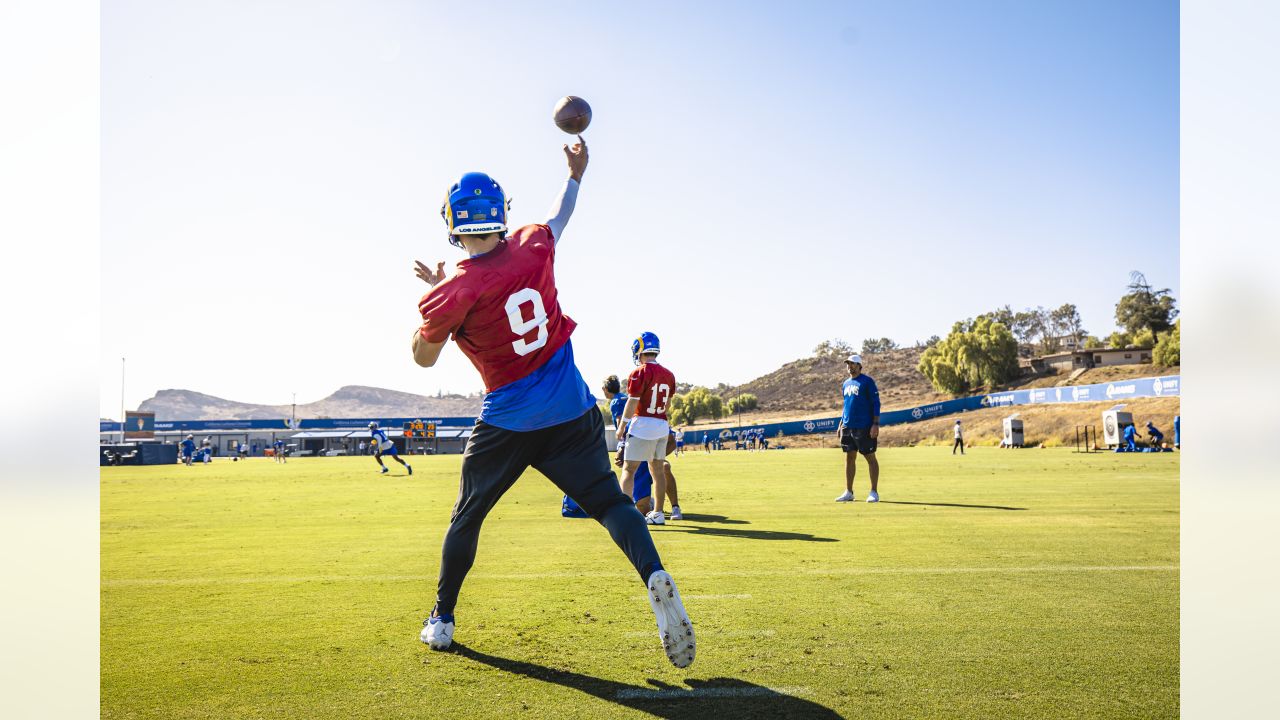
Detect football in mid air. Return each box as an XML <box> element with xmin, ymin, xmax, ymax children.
<box><xmin>553</xmin><ymin>96</ymin><xmax>592</xmax><ymax>134</ymax></box>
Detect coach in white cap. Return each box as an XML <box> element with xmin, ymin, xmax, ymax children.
<box><xmin>835</xmin><ymin>354</ymin><xmax>882</xmax><ymax>503</ymax></box>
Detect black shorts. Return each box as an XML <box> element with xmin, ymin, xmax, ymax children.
<box><xmin>456</xmin><ymin>407</ymin><xmax>630</xmax><ymax>521</ymax></box>
<box><xmin>840</xmin><ymin>426</ymin><xmax>877</xmax><ymax>454</ymax></box>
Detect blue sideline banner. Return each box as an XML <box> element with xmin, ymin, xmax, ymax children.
<box><xmin>100</xmin><ymin>416</ymin><xmax>478</xmax><ymax>433</ymax></box>
<box><xmin>101</xmin><ymin>376</ymin><xmax>1178</xmax><ymax>439</ymax></box>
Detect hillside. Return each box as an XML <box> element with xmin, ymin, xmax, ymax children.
<box><xmin>713</xmin><ymin>346</ymin><xmax>1177</xmax><ymax>422</ymax></box>
<box><xmin>137</xmin><ymin>386</ymin><xmax>482</xmax><ymax>421</ymax></box>
<box><xmin>713</xmin><ymin>346</ymin><xmax>946</xmax><ymax>416</ymax></box>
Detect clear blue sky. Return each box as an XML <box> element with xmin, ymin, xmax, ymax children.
<box><xmin>100</xmin><ymin>0</ymin><xmax>1178</xmax><ymax>418</ymax></box>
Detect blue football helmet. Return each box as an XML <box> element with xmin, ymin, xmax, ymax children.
<box><xmin>631</xmin><ymin>331</ymin><xmax>661</xmax><ymax>365</ymax></box>
<box><xmin>441</xmin><ymin>172</ymin><xmax>510</xmax><ymax>247</ymax></box>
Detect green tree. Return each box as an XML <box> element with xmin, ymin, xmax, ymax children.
<box><xmin>726</xmin><ymin>393</ymin><xmax>759</xmax><ymax>414</ymax></box>
<box><xmin>1107</xmin><ymin>330</ymin><xmax>1132</xmax><ymax>348</ymax></box>
<box><xmin>1115</xmin><ymin>271</ymin><xmax>1178</xmax><ymax>335</ymax></box>
<box><xmin>1050</xmin><ymin>303</ymin><xmax>1086</xmax><ymax>349</ymax></box>
<box><xmin>917</xmin><ymin>316</ymin><xmax>1020</xmax><ymax>395</ymax></box>
<box><xmin>1131</xmin><ymin>327</ymin><xmax>1157</xmax><ymax>349</ymax></box>
<box><xmin>860</xmin><ymin>337</ymin><xmax>898</xmax><ymax>354</ymax></box>
<box><xmin>1153</xmin><ymin>320</ymin><xmax>1180</xmax><ymax>366</ymax></box>
<box><xmin>1083</xmin><ymin>335</ymin><xmax>1104</xmax><ymax>349</ymax></box>
<box><xmin>669</xmin><ymin>387</ymin><xmax>724</xmax><ymax>425</ymax></box>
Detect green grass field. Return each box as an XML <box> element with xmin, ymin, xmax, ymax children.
<box><xmin>101</xmin><ymin>448</ymin><xmax>1178</xmax><ymax>719</ymax></box>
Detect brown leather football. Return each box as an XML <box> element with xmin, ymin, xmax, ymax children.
<box><xmin>553</xmin><ymin>96</ymin><xmax>592</xmax><ymax>134</ymax></box>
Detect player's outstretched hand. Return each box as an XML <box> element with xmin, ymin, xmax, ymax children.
<box><xmin>415</xmin><ymin>260</ymin><xmax>447</xmax><ymax>286</ymax></box>
<box><xmin>613</xmin><ymin>451</ymin><xmax>624</xmax><ymax>468</ymax></box>
<box><xmin>564</xmin><ymin>135</ymin><xmax>588</xmax><ymax>182</ymax></box>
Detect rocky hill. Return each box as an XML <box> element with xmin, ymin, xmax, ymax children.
<box><xmin>137</xmin><ymin>386</ymin><xmax>482</xmax><ymax>421</ymax></box>
<box><xmin>715</xmin><ymin>346</ymin><xmax>947</xmax><ymax>416</ymax></box>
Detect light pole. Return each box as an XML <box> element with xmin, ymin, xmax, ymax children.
<box><xmin>120</xmin><ymin>357</ymin><xmax>126</xmax><ymax>443</ymax></box>
<box><xmin>291</xmin><ymin>392</ymin><xmax>297</xmax><ymax>430</ymax></box>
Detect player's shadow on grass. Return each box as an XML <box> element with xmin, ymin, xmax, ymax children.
<box><xmin>671</xmin><ymin>513</ymin><xmax>749</xmax><ymax>525</ymax></box>
<box><xmin>659</xmin><ymin>524</ymin><xmax>839</xmax><ymax>542</ymax></box>
<box><xmin>879</xmin><ymin>500</ymin><xmax>1027</xmax><ymax>511</ymax></box>
<box><xmin>451</xmin><ymin>643</ymin><xmax>844</xmax><ymax>719</ymax></box>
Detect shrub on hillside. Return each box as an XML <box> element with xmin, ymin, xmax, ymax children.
<box><xmin>1152</xmin><ymin>321</ymin><xmax>1180</xmax><ymax>366</ymax></box>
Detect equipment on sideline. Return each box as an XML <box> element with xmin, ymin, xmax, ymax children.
<box><xmin>631</xmin><ymin>331</ymin><xmax>661</xmax><ymax>365</ymax></box>
<box><xmin>1074</xmin><ymin>425</ymin><xmax>1100</xmax><ymax>453</ymax></box>
<box><xmin>1002</xmin><ymin>415</ymin><xmax>1024</xmax><ymax>448</ymax></box>
<box><xmin>441</xmin><ymin>172</ymin><xmax>510</xmax><ymax>246</ymax></box>
<box><xmin>553</xmin><ymin>96</ymin><xmax>592</xmax><ymax>134</ymax></box>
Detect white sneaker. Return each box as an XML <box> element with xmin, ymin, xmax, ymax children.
<box><xmin>866</xmin><ymin>490</ymin><xmax>880</xmax><ymax>503</ymax></box>
<box><xmin>646</xmin><ymin>570</ymin><xmax>695</xmax><ymax>668</ymax></box>
<box><xmin>670</xmin><ymin>506</ymin><xmax>683</xmax><ymax>521</ymax></box>
<box><xmin>420</xmin><ymin>614</ymin><xmax>455</xmax><ymax>650</ymax></box>
<box><xmin>835</xmin><ymin>491</ymin><xmax>854</xmax><ymax>502</ymax></box>
<box><xmin>645</xmin><ymin>510</ymin><xmax>666</xmax><ymax>525</ymax></box>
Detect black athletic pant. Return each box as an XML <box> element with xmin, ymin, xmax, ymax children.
<box><xmin>953</xmin><ymin>438</ymin><xmax>964</xmax><ymax>454</ymax></box>
<box><xmin>435</xmin><ymin>408</ymin><xmax>662</xmax><ymax>617</ymax></box>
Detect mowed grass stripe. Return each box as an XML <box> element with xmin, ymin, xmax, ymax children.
<box><xmin>102</xmin><ymin>447</ymin><xmax>1177</xmax><ymax>719</ymax></box>
<box><xmin>103</xmin><ymin>565</ymin><xmax>1177</xmax><ymax>587</ymax></box>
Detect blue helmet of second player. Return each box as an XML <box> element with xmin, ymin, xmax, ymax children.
<box><xmin>632</xmin><ymin>331</ymin><xmax>661</xmax><ymax>365</ymax></box>
<box><xmin>441</xmin><ymin>172</ymin><xmax>510</xmax><ymax>247</ymax></box>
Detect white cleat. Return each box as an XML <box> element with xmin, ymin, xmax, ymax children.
<box><xmin>866</xmin><ymin>490</ymin><xmax>880</xmax><ymax>503</ymax></box>
<box><xmin>646</xmin><ymin>570</ymin><xmax>695</xmax><ymax>668</ymax></box>
<box><xmin>669</xmin><ymin>506</ymin><xmax>683</xmax><ymax>521</ymax></box>
<box><xmin>835</xmin><ymin>491</ymin><xmax>854</xmax><ymax>503</ymax></box>
<box><xmin>645</xmin><ymin>510</ymin><xmax>666</xmax><ymax>525</ymax></box>
<box><xmin>420</xmin><ymin>615</ymin><xmax>455</xmax><ymax>650</ymax></box>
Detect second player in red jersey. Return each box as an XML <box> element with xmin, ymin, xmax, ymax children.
<box><xmin>617</xmin><ymin>332</ymin><xmax>677</xmax><ymax>525</ymax></box>
<box><xmin>627</xmin><ymin>361</ymin><xmax>676</xmax><ymax>422</ymax></box>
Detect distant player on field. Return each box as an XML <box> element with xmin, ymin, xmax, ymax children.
<box><xmin>369</xmin><ymin>421</ymin><xmax>412</xmax><ymax>475</ymax></box>
<box><xmin>617</xmin><ymin>333</ymin><xmax>677</xmax><ymax>525</ymax></box>
<box><xmin>410</xmin><ymin>139</ymin><xmax>693</xmax><ymax>667</ymax></box>
<box><xmin>834</xmin><ymin>354</ymin><xmax>881</xmax><ymax>503</ymax></box>
<box><xmin>180</xmin><ymin>434</ymin><xmax>196</xmax><ymax>466</ymax></box>
<box><xmin>1146</xmin><ymin>421</ymin><xmax>1164</xmax><ymax>448</ymax></box>
<box><xmin>273</xmin><ymin>438</ymin><xmax>286</xmax><ymax>463</ymax></box>
<box><xmin>1123</xmin><ymin>423</ymin><xmax>1141</xmax><ymax>451</ymax></box>
<box><xmin>953</xmin><ymin>420</ymin><xmax>965</xmax><ymax>455</ymax></box>
<box><xmin>674</xmin><ymin>428</ymin><xmax>685</xmax><ymax>456</ymax></box>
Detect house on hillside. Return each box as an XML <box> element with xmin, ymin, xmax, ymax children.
<box><xmin>1020</xmin><ymin>347</ymin><xmax>1153</xmax><ymax>375</ymax></box>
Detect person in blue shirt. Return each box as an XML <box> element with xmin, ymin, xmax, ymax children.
<box><xmin>835</xmin><ymin>355</ymin><xmax>882</xmax><ymax>503</ymax></box>
<box><xmin>369</xmin><ymin>422</ymin><xmax>412</xmax><ymax>475</ymax></box>
<box><xmin>1174</xmin><ymin>415</ymin><xmax>1180</xmax><ymax>449</ymax></box>
<box><xmin>273</xmin><ymin>438</ymin><xmax>287</xmax><ymax>463</ymax></box>
<box><xmin>180</xmin><ymin>434</ymin><xmax>196</xmax><ymax>466</ymax></box>
<box><xmin>1122</xmin><ymin>423</ymin><xmax>1141</xmax><ymax>451</ymax></box>
<box><xmin>1146</xmin><ymin>421</ymin><xmax>1165</xmax><ymax>449</ymax></box>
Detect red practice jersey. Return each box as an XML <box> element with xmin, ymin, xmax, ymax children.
<box><xmin>417</xmin><ymin>224</ymin><xmax>576</xmax><ymax>392</ymax></box>
<box><xmin>626</xmin><ymin>362</ymin><xmax>676</xmax><ymax>421</ymax></box>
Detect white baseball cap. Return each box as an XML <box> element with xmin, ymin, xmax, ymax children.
<box><xmin>845</xmin><ymin>354</ymin><xmax>863</xmax><ymax>364</ymax></box>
